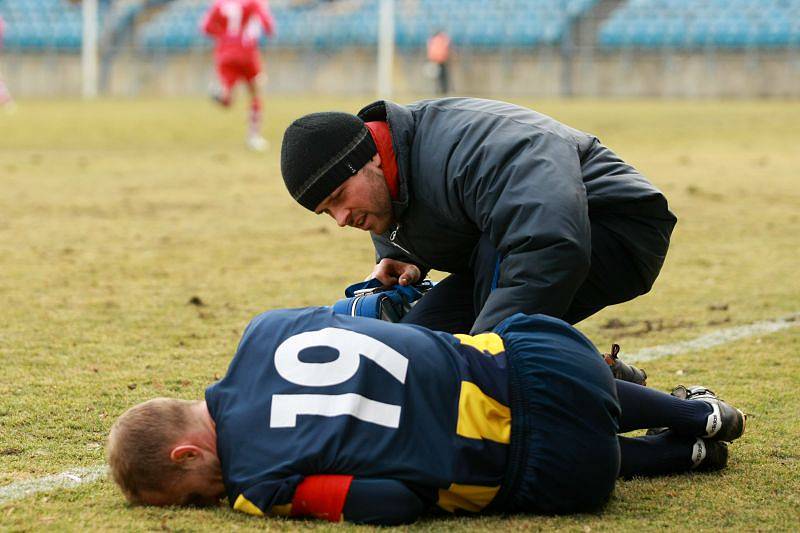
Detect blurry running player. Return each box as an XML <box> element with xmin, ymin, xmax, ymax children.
<box><xmin>201</xmin><ymin>0</ymin><xmax>276</xmax><ymax>151</ymax></box>
<box><xmin>0</xmin><ymin>15</ymin><xmax>15</xmax><ymax>110</ymax></box>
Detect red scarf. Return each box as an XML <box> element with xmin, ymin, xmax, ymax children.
<box><xmin>365</xmin><ymin>121</ymin><xmax>399</xmax><ymax>200</ymax></box>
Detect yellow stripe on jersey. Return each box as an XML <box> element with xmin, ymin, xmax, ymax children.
<box><xmin>454</xmin><ymin>333</ymin><xmax>505</xmax><ymax>355</ymax></box>
<box><xmin>437</xmin><ymin>483</ymin><xmax>500</xmax><ymax>513</ymax></box>
<box><xmin>233</xmin><ymin>494</ymin><xmax>265</xmax><ymax>517</ymax></box>
<box><xmin>456</xmin><ymin>381</ymin><xmax>511</xmax><ymax>444</ymax></box>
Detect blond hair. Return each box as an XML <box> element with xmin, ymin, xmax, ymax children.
<box><xmin>106</xmin><ymin>398</ymin><xmax>198</xmax><ymax>503</ymax></box>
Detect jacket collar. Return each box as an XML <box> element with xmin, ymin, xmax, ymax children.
<box><xmin>364</xmin><ymin>121</ymin><xmax>399</xmax><ymax>200</ymax></box>
<box><xmin>357</xmin><ymin>100</ymin><xmax>414</xmax><ymax>220</ymax></box>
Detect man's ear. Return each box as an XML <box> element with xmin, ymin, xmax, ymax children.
<box><xmin>372</xmin><ymin>152</ymin><xmax>381</xmax><ymax>167</ymax></box>
<box><xmin>170</xmin><ymin>444</ymin><xmax>202</xmax><ymax>464</ymax></box>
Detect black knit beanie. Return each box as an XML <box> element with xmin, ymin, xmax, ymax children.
<box><xmin>281</xmin><ymin>112</ymin><xmax>377</xmax><ymax>211</ymax></box>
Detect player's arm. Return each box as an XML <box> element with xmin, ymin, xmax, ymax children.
<box><xmin>201</xmin><ymin>4</ymin><xmax>225</xmax><ymax>37</ymax></box>
<box><xmin>256</xmin><ymin>1</ymin><xmax>276</xmax><ymax>37</ymax></box>
<box><xmin>342</xmin><ymin>478</ymin><xmax>427</xmax><ymax>525</ymax></box>
<box><xmin>235</xmin><ymin>475</ymin><xmax>425</xmax><ymax>525</ymax></box>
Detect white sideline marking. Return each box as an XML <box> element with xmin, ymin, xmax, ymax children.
<box><xmin>626</xmin><ymin>313</ymin><xmax>799</xmax><ymax>362</ymax></box>
<box><xmin>0</xmin><ymin>313</ymin><xmax>798</xmax><ymax>505</ymax></box>
<box><xmin>0</xmin><ymin>466</ymin><xmax>107</xmax><ymax>505</ymax></box>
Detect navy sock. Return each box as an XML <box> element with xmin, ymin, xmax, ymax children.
<box><xmin>619</xmin><ymin>432</ymin><xmax>697</xmax><ymax>478</ymax></box>
<box><xmin>616</xmin><ymin>380</ymin><xmax>712</xmax><ymax>435</ymax></box>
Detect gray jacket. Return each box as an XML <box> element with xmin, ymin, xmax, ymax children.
<box><xmin>358</xmin><ymin>98</ymin><xmax>676</xmax><ymax>333</ymax></box>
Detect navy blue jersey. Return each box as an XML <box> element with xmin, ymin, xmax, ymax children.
<box><xmin>205</xmin><ymin>307</ymin><xmax>512</xmax><ymax>518</ymax></box>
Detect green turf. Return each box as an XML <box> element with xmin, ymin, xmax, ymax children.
<box><xmin>0</xmin><ymin>97</ymin><xmax>798</xmax><ymax>531</ymax></box>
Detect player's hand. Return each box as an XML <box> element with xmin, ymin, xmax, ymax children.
<box><xmin>368</xmin><ymin>259</ymin><xmax>421</xmax><ymax>287</ymax></box>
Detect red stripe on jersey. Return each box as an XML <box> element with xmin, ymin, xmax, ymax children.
<box><xmin>291</xmin><ymin>475</ymin><xmax>354</xmax><ymax>522</ymax></box>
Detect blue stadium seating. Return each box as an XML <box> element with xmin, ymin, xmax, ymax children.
<box><xmin>599</xmin><ymin>0</ymin><xmax>800</xmax><ymax>49</ymax></box>
<box><xmin>0</xmin><ymin>0</ymin><xmax>111</xmax><ymax>51</ymax></box>
<box><xmin>139</xmin><ymin>0</ymin><xmax>599</xmax><ymax>52</ymax></box>
<box><xmin>0</xmin><ymin>0</ymin><xmax>599</xmax><ymax>52</ymax></box>
<box><xmin>5</xmin><ymin>0</ymin><xmax>795</xmax><ymax>52</ymax></box>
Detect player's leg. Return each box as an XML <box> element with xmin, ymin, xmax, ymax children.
<box><xmin>243</xmin><ymin>55</ymin><xmax>268</xmax><ymax>151</ymax></box>
<box><xmin>617</xmin><ymin>380</ymin><xmax>745</xmax><ymax>441</ymax></box>
<box><xmin>0</xmin><ymin>67</ymin><xmax>13</xmax><ymax>108</ymax></box>
<box><xmin>243</xmin><ymin>74</ymin><xmax>267</xmax><ymax>151</ymax></box>
<box><xmin>616</xmin><ymin>381</ymin><xmax>745</xmax><ymax>477</ymax></box>
<box><xmin>213</xmin><ymin>60</ymin><xmax>236</xmax><ymax>107</ymax></box>
<box><xmin>617</xmin><ymin>380</ymin><xmax>712</xmax><ymax>435</ymax></box>
<box><xmin>618</xmin><ymin>432</ymin><xmax>728</xmax><ymax>477</ymax></box>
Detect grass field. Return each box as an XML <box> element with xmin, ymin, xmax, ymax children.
<box><xmin>1</xmin><ymin>96</ymin><xmax>799</xmax><ymax>531</ymax></box>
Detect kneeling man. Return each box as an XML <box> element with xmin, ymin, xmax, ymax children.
<box><xmin>108</xmin><ymin>309</ymin><xmax>744</xmax><ymax>524</ymax></box>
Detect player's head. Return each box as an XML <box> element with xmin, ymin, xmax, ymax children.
<box><xmin>281</xmin><ymin>112</ymin><xmax>395</xmax><ymax>234</ymax></box>
<box><xmin>107</xmin><ymin>398</ymin><xmax>225</xmax><ymax>507</ymax></box>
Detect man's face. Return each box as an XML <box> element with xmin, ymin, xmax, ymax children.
<box><xmin>138</xmin><ymin>459</ymin><xmax>225</xmax><ymax>507</ymax></box>
<box><xmin>314</xmin><ymin>156</ymin><xmax>394</xmax><ymax>235</ymax></box>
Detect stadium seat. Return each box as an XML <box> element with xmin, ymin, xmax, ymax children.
<box><xmin>599</xmin><ymin>0</ymin><xmax>800</xmax><ymax>49</ymax></box>
<box><xmin>0</xmin><ymin>0</ymin><xmax>111</xmax><ymax>51</ymax></box>
<box><xmin>135</xmin><ymin>0</ymin><xmax>599</xmax><ymax>51</ymax></box>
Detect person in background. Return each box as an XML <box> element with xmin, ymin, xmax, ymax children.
<box><xmin>427</xmin><ymin>30</ymin><xmax>451</xmax><ymax>95</ymax></box>
<box><xmin>201</xmin><ymin>0</ymin><xmax>276</xmax><ymax>151</ymax></box>
<box><xmin>107</xmin><ymin>308</ymin><xmax>745</xmax><ymax>524</ymax></box>
<box><xmin>0</xmin><ymin>15</ymin><xmax>15</xmax><ymax>110</ymax></box>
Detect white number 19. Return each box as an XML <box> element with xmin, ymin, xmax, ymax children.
<box><xmin>269</xmin><ymin>328</ymin><xmax>408</xmax><ymax>429</ymax></box>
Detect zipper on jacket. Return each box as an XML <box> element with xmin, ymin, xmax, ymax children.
<box><xmin>389</xmin><ymin>223</ymin><xmax>413</xmax><ymax>256</ymax></box>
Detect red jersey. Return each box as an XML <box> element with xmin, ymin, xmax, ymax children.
<box><xmin>427</xmin><ymin>32</ymin><xmax>451</xmax><ymax>64</ymax></box>
<box><xmin>201</xmin><ymin>0</ymin><xmax>275</xmax><ymax>61</ymax></box>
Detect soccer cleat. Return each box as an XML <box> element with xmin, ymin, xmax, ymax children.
<box><xmin>672</xmin><ymin>385</ymin><xmax>746</xmax><ymax>443</ymax></box>
<box><xmin>246</xmin><ymin>135</ymin><xmax>269</xmax><ymax>152</ymax></box>
<box><xmin>647</xmin><ymin>385</ymin><xmax>747</xmax><ymax>440</ymax></box>
<box><xmin>604</xmin><ymin>343</ymin><xmax>648</xmax><ymax>386</ymax></box>
<box><xmin>691</xmin><ymin>438</ymin><xmax>729</xmax><ymax>472</ymax></box>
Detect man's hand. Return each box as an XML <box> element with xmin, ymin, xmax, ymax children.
<box><xmin>368</xmin><ymin>259</ymin><xmax>421</xmax><ymax>286</ymax></box>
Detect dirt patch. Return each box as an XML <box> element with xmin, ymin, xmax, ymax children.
<box><xmin>0</xmin><ymin>448</ymin><xmax>23</xmax><ymax>456</ymax></box>
<box><xmin>601</xmin><ymin>317</ymin><xmax>696</xmax><ymax>337</ymax></box>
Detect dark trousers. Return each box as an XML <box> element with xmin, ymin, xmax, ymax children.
<box><xmin>490</xmin><ymin>314</ymin><xmax>708</xmax><ymax>514</ymax></box>
<box><xmin>401</xmin><ymin>212</ymin><xmax>673</xmax><ymax>334</ymax></box>
<box><xmin>436</xmin><ymin>62</ymin><xmax>449</xmax><ymax>95</ymax></box>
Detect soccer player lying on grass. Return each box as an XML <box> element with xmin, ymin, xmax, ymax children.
<box><xmin>107</xmin><ymin>308</ymin><xmax>745</xmax><ymax>524</ymax></box>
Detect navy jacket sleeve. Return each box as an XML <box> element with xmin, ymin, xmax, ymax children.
<box><xmin>343</xmin><ymin>479</ymin><xmax>427</xmax><ymax>525</ymax></box>
<box><xmin>462</xmin><ymin>132</ymin><xmax>591</xmax><ymax>333</ymax></box>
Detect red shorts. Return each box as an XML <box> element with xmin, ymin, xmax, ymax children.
<box><xmin>215</xmin><ymin>53</ymin><xmax>262</xmax><ymax>90</ymax></box>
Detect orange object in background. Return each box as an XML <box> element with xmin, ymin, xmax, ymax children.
<box><xmin>427</xmin><ymin>31</ymin><xmax>451</xmax><ymax>64</ymax></box>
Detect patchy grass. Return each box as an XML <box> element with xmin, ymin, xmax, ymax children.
<box><xmin>0</xmin><ymin>97</ymin><xmax>798</xmax><ymax>530</ymax></box>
